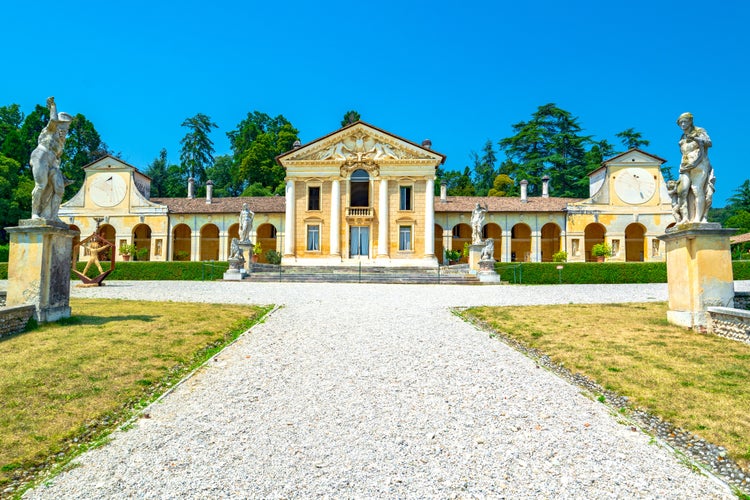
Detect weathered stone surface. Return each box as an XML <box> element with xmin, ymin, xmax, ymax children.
<box><xmin>658</xmin><ymin>224</ymin><xmax>734</xmax><ymax>329</ymax></box>
<box><xmin>5</xmin><ymin>221</ymin><xmax>77</xmax><ymax>322</ymax></box>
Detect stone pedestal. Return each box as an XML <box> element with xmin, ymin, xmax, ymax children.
<box><xmin>223</xmin><ymin>257</ymin><xmax>247</xmax><ymax>281</ymax></box>
<box><xmin>469</xmin><ymin>243</ymin><xmax>485</xmax><ymax>273</ymax></box>
<box><xmin>238</xmin><ymin>242</ymin><xmax>254</xmax><ymax>274</ymax></box>
<box><xmin>658</xmin><ymin>223</ymin><xmax>735</xmax><ymax>329</ymax></box>
<box><xmin>477</xmin><ymin>259</ymin><xmax>500</xmax><ymax>283</ymax></box>
<box><xmin>5</xmin><ymin>220</ymin><xmax>77</xmax><ymax>323</ymax></box>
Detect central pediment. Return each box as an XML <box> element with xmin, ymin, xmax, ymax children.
<box><xmin>277</xmin><ymin>121</ymin><xmax>445</xmax><ymax>166</ymax></box>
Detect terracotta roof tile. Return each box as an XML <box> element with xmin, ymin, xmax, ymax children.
<box><xmin>730</xmin><ymin>232</ymin><xmax>750</xmax><ymax>244</ymax></box>
<box><xmin>151</xmin><ymin>196</ymin><xmax>285</xmax><ymax>214</ymax></box>
<box><xmin>434</xmin><ymin>196</ymin><xmax>580</xmax><ymax>213</ymax></box>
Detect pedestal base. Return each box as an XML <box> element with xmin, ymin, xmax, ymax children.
<box><xmin>5</xmin><ymin>220</ymin><xmax>77</xmax><ymax>323</ymax></box>
<box><xmin>477</xmin><ymin>259</ymin><xmax>500</xmax><ymax>283</ymax></box>
<box><xmin>238</xmin><ymin>242</ymin><xmax>254</xmax><ymax>274</ymax></box>
<box><xmin>469</xmin><ymin>244</ymin><xmax>485</xmax><ymax>273</ymax></box>
<box><xmin>658</xmin><ymin>223</ymin><xmax>735</xmax><ymax>329</ymax></box>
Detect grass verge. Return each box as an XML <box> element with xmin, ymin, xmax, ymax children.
<box><xmin>0</xmin><ymin>298</ymin><xmax>273</xmax><ymax>495</ymax></box>
<box><xmin>461</xmin><ymin>302</ymin><xmax>750</xmax><ymax>474</ymax></box>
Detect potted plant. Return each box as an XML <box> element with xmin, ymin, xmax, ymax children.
<box><xmin>252</xmin><ymin>242</ymin><xmax>262</xmax><ymax>263</ymax></box>
<box><xmin>590</xmin><ymin>242</ymin><xmax>612</xmax><ymax>262</ymax></box>
<box><xmin>444</xmin><ymin>248</ymin><xmax>461</xmax><ymax>265</ymax></box>
<box><xmin>119</xmin><ymin>243</ymin><xmax>136</xmax><ymax>261</ymax></box>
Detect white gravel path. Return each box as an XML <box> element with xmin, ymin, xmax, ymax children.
<box><xmin>22</xmin><ymin>281</ymin><xmax>747</xmax><ymax>499</ymax></box>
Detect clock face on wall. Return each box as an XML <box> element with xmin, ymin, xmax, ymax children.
<box><xmin>614</xmin><ymin>167</ymin><xmax>656</xmax><ymax>205</ymax></box>
<box><xmin>89</xmin><ymin>174</ymin><xmax>127</xmax><ymax>207</ymax></box>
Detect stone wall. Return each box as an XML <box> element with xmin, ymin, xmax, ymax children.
<box><xmin>706</xmin><ymin>307</ymin><xmax>750</xmax><ymax>345</ymax></box>
<box><xmin>0</xmin><ymin>304</ymin><xmax>36</xmax><ymax>339</ymax></box>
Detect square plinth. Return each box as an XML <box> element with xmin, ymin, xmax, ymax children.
<box><xmin>658</xmin><ymin>223</ymin><xmax>735</xmax><ymax>329</ymax></box>
<box><xmin>5</xmin><ymin>221</ymin><xmax>78</xmax><ymax>323</ymax></box>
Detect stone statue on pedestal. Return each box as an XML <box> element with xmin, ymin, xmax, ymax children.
<box><xmin>239</xmin><ymin>203</ymin><xmax>254</xmax><ymax>243</ymax></box>
<box><xmin>671</xmin><ymin>113</ymin><xmax>716</xmax><ymax>223</ymax></box>
<box><xmin>471</xmin><ymin>202</ymin><xmax>488</xmax><ymax>244</ymax></box>
<box><xmin>30</xmin><ymin>97</ymin><xmax>73</xmax><ymax>224</ymax></box>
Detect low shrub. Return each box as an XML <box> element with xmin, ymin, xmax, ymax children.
<box><xmin>495</xmin><ymin>262</ymin><xmax>667</xmax><ymax>284</ymax></box>
<box><xmin>0</xmin><ymin>244</ymin><xmax>8</xmax><ymax>263</ymax></box>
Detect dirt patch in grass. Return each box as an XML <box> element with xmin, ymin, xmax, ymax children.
<box><xmin>463</xmin><ymin>302</ymin><xmax>750</xmax><ymax>472</ymax></box>
<box><xmin>0</xmin><ymin>298</ymin><xmax>272</xmax><ymax>492</ymax></box>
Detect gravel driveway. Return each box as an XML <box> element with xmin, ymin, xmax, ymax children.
<box><xmin>22</xmin><ymin>281</ymin><xmax>742</xmax><ymax>498</ymax></box>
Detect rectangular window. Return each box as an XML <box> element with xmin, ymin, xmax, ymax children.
<box><xmin>399</xmin><ymin>186</ymin><xmax>412</xmax><ymax>211</ymax></box>
<box><xmin>308</xmin><ymin>186</ymin><xmax>320</xmax><ymax>211</ymax></box>
<box><xmin>399</xmin><ymin>226</ymin><xmax>412</xmax><ymax>251</ymax></box>
<box><xmin>307</xmin><ymin>225</ymin><xmax>320</xmax><ymax>251</ymax></box>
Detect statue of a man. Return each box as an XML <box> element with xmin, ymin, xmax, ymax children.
<box><xmin>471</xmin><ymin>203</ymin><xmax>488</xmax><ymax>244</ymax></box>
<box><xmin>677</xmin><ymin>112</ymin><xmax>715</xmax><ymax>223</ymax></box>
<box><xmin>30</xmin><ymin>97</ymin><xmax>73</xmax><ymax>222</ymax></box>
<box><xmin>239</xmin><ymin>203</ymin><xmax>254</xmax><ymax>242</ymax></box>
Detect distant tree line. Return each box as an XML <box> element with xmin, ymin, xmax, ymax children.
<box><xmin>1</xmin><ymin>100</ymin><xmax>746</xmax><ymax>243</ymax></box>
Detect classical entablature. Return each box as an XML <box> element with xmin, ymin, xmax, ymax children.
<box><xmin>277</xmin><ymin>121</ymin><xmax>445</xmax><ymax>177</ymax></box>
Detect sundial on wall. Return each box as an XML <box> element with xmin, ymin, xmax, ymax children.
<box><xmin>614</xmin><ymin>167</ymin><xmax>656</xmax><ymax>205</ymax></box>
<box><xmin>89</xmin><ymin>174</ymin><xmax>126</xmax><ymax>207</ymax></box>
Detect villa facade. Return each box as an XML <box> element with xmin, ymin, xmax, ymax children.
<box><xmin>60</xmin><ymin>121</ymin><xmax>675</xmax><ymax>265</ymax></box>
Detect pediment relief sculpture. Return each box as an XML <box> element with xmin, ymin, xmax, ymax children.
<box><xmin>296</xmin><ymin>132</ymin><xmax>423</xmax><ymax>163</ymax></box>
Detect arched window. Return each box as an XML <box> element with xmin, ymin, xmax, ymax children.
<box><xmin>350</xmin><ymin>169</ymin><xmax>370</xmax><ymax>207</ymax></box>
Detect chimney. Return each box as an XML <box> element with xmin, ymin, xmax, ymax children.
<box><xmin>440</xmin><ymin>180</ymin><xmax>447</xmax><ymax>202</ymax></box>
<box><xmin>187</xmin><ymin>177</ymin><xmax>195</xmax><ymax>199</ymax></box>
<box><xmin>292</xmin><ymin>140</ymin><xmax>302</xmax><ymax>149</ymax></box>
<box><xmin>520</xmin><ymin>179</ymin><xmax>528</xmax><ymax>203</ymax></box>
<box><xmin>422</xmin><ymin>139</ymin><xmax>432</xmax><ymax>149</ymax></box>
<box><xmin>542</xmin><ymin>175</ymin><xmax>550</xmax><ymax>198</ymax></box>
<box><xmin>206</xmin><ymin>180</ymin><xmax>214</xmax><ymax>204</ymax></box>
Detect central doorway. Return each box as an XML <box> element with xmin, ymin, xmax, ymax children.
<box><xmin>350</xmin><ymin>226</ymin><xmax>370</xmax><ymax>257</ymax></box>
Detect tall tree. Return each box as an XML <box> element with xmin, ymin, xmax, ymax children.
<box><xmin>146</xmin><ymin>149</ymin><xmax>170</xmax><ymax>197</ymax></box>
<box><xmin>498</xmin><ymin>103</ymin><xmax>590</xmax><ymax>198</ymax></box>
<box><xmin>472</xmin><ymin>140</ymin><xmax>497</xmax><ymax>196</ymax></box>
<box><xmin>728</xmin><ymin>179</ymin><xmax>750</xmax><ymax>213</ymax></box>
<box><xmin>0</xmin><ymin>154</ymin><xmax>33</xmax><ymax>242</ymax></box>
<box><xmin>341</xmin><ymin>110</ymin><xmax>361</xmax><ymax>127</ymax></box>
<box><xmin>615</xmin><ymin>128</ymin><xmax>650</xmax><ymax>150</ymax></box>
<box><xmin>487</xmin><ymin>174</ymin><xmax>515</xmax><ymax>197</ymax></box>
<box><xmin>227</xmin><ymin>111</ymin><xmax>299</xmax><ymax>195</ymax></box>
<box><xmin>0</xmin><ymin>104</ymin><xmax>24</xmax><ymax>146</ymax></box>
<box><xmin>179</xmin><ymin>113</ymin><xmax>217</xmax><ymax>184</ymax></box>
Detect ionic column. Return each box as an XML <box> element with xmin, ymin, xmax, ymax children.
<box><xmin>330</xmin><ymin>179</ymin><xmax>340</xmax><ymax>256</ymax></box>
<box><xmin>378</xmin><ymin>178</ymin><xmax>389</xmax><ymax>256</ymax></box>
<box><xmin>284</xmin><ymin>180</ymin><xmax>295</xmax><ymax>256</ymax></box>
<box><xmin>424</xmin><ymin>179</ymin><xmax>435</xmax><ymax>256</ymax></box>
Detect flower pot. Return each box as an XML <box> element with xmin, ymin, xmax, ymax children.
<box><xmin>596</xmin><ymin>256</ymin><xmax>604</xmax><ymax>263</ymax></box>
<box><xmin>252</xmin><ymin>255</ymin><xmax>259</xmax><ymax>263</ymax></box>
<box><xmin>121</xmin><ymin>254</ymin><xmax>131</xmax><ymax>262</ymax></box>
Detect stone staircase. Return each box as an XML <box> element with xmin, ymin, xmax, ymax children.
<box><xmin>244</xmin><ymin>264</ymin><xmax>489</xmax><ymax>284</ymax></box>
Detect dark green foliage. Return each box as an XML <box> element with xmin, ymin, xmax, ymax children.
<box><xmin>0</xmin><ymin>244</ymin><xmax>8</xmax><ymax>262</ymax></box>
<box><xmin>179</xmin><ymin>113</ymin><xmax>218</xmax><ymax>185</ymax></box>
<box><xmin>495</xmin><ymin>261</ymin><xmax>750</xmax><ymax>284</ymax></box>
<box><xmin>146</xmin><ymin>149</ymin><xmax>170</xmax><ymax>197</ymax></box>
<box><xmin>615</xmin><ymin>128</ymin><xmax>650</xmax><ymax>150</ymax></box>
<box><xmin>728</xmin><ymin>180</ymin><xmax>750</xmax><ymax>214</ymax></box>
<box><xmin>68</xmin><ymin>261</ymin><xmax>230</xmax><ymax>281</ymax></box>
<box><xmin>494</xmin><ymin>262</ymin><xmax>667</xmax><ymax>284</ymax></box>
<box><xmin>227</xmin><ymin>111</ymin><xmax>299</xmax><ymax>195</ymax></box>
<box><xmin>725</xmin><ymin>211</ymin><xmax>750</xmax><ymax>234</ymax></box>
<box><xmin>341</xmin><ymin>110</ymin><xmax>361</xmax><ymax>127</ymax></box>
<box><xmin>497</xmin><ymin>103</ymin><xmax>593</xmax><ymax>198</ymax></box>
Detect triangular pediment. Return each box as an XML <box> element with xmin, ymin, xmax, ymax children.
<box><xmin>604</xmin><ymin>148</ymin><xmax>667</xmax><ymax>166</ymax></box>
<box><xmin>278</xmin><ymin>121</ymin><xmax>445</xmax><ymax>165</ymax></box>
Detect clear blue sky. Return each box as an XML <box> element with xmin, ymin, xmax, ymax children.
<box><xmin>3</xmin><ymin>0</ymin><xmax>748</xmax><ymax>206</ymax></box>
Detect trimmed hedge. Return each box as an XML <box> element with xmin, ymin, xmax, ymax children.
<box><xmin>497</xmin><ymin>261</ymin><xmax>750</xmax><ymax>285</ymax></box>
<box><xmin>71</xmin><ymin>261</ymin><xmax>230</xmax><ymax>281</ymax></box>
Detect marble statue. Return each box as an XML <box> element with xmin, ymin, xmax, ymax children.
<box><xmin>471</xmin><ymin>203</ymin><xmax>488</xmax><ymax>244</ymax></box>
<box><xmin>30</xmin><ymin>97</ymin><xmax>73</xmax><ymax>222</ymax></box>
<box><xmin>229</xmin><ymin>238</ymin><xmax>245</xmax><ymax>262</ymax></box>
<box><xmin>675</xmin><ymin>112</ymin><xmax>716</xmax><ymax>223</ymax></box>
<box><xmin>239</xmin><ymin>203</ymin><xmax>254</xmax><ymax>242</ymax></box>
<box><xmin>481</xmin><ymin>238</ymin><xmax>495</xmax><ymax>260</ymax></box>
